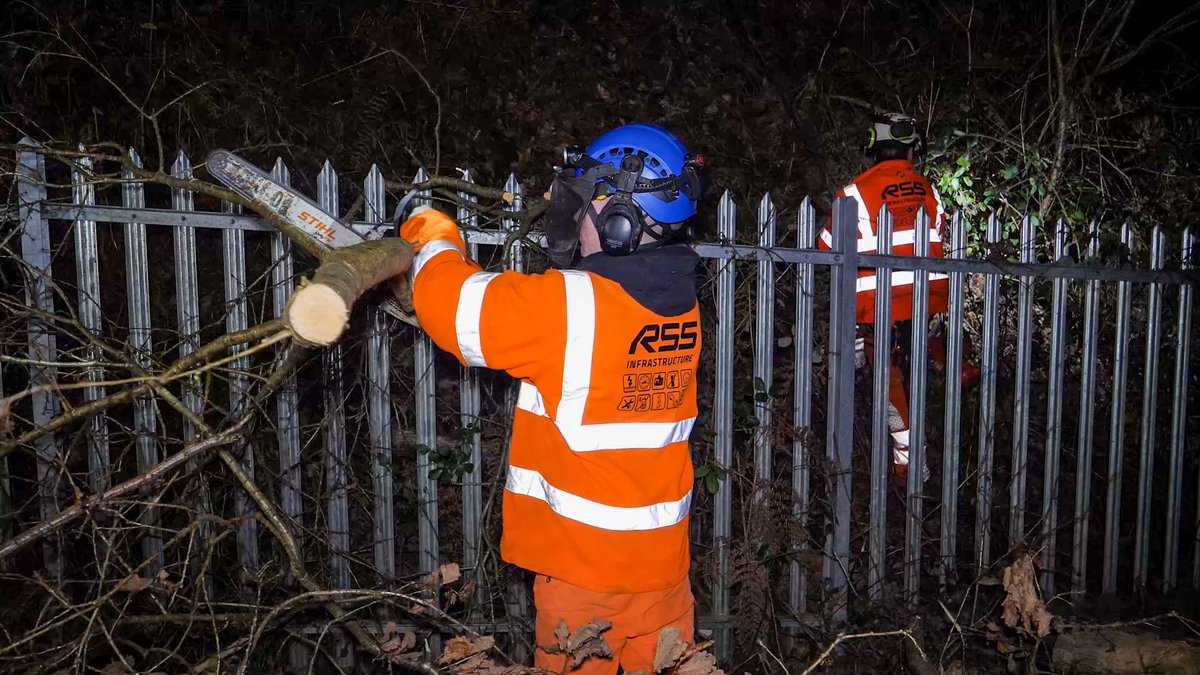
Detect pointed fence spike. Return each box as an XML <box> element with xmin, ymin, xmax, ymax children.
<box><xmin>272</xmin><ymin>157</ymin><xmax>290</xmax><ymax>184</ymax></box>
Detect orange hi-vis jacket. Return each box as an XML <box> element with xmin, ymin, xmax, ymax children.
<box><xmin>818</xmin><ymin>159</ymin><xmax>950</xmax><ymax>324</ymax></box>
<box><xmin>400</xmin><ymin>210</ymin><xmax>699</xmax><ymax>594</ymax></box>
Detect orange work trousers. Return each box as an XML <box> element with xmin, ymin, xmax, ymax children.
<box><xmin>533</xmin><ymin>575</ymin><xmax>695</xmax><ymax>674</ymax></box>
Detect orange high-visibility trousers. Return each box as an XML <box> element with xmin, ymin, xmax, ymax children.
<box><xmin>534</xmin><ymin>575</ymin><xmax>695</xmax><ymax>674</ymax></box>
<box><xmin>861</xmin><ymin>327</ymin><xmax>911</xmax><ymax>447</ymax></box>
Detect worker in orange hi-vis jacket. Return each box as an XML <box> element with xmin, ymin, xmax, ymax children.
<box><xmin>819</xmin><ymin>111</ymin><xmax>980</xmax><ymax>480</ymax></box>
<box><xmin>394</xmin><ymin>124</ymin><xmax>712</xmax><ymax>674</ymax></box>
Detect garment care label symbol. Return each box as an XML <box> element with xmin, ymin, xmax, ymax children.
<box><xmin>617</xmin><ymin>395</ymin><xmax>636</xmax><ymax>411</ymax></box>
<box><xmin>623</xmin><ymin>374</ymin><xmax>637</xmax><ymax>393</ymax></box>
<box><xmin>635</xmin><ymin>394</ymin><xmax>651</xmax><ymax>412</ymax></box>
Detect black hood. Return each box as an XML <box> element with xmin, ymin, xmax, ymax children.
<box><xmin>575</xmin><ymin>245</ymin><xmax>699</xmax><ymax>317</ymax></box>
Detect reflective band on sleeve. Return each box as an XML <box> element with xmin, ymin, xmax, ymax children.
<box><xmin>855</xmin><ymin>271</ymin><xmax>949</xmax><ymax>293</ymax></box>
<box><xmin>455</xmin><ymin>272</ymin><xmax>499</xmax><ymax>367</ymax></box>
<box><xmin>855</xmin><ymin>229</ymin><xmax>943</xmax><ymax>253</ymax></box>
<box><xmin>841</xmin><ymin>183</ymin><xmax>875</xmax><ymax>238</ymax></box>
<box><xmin>505</xmin><ymin>465</ymin><xmax>692</xmax><ymax>531</ymax></box>
<box><xmin>412</xmin><ymin>240</ymin><xmax>462</xmax><ymax>279</ymax></box>
<box><xmin>558</xmin><ymin>271</ymin><xmax>597</xmax><ymax>415</ymax></box>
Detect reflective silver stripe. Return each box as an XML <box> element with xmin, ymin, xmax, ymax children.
<box><xmin>517</xmin><ymin>380</ymin><xmax>547</xmax><ymax>416</ymax></box>
<box><xmin>842</xmin><ymin>184</ymin><xmax>874</xmax><ymax>238</ymax></box>
<box><xmin>558</xmin><ymin>271</ymin><xmax>596</xmax><ymax>419</ymax></box>
<box><xmin>412</xmin><ymin>240</ymin><xmax>461</xmax><ymax>279</ymax></box>
<box><xmin>932</xmin><ymin>185</ymin><xmax>947</xmax><ymax>223</ymax></box>
<box><xmin>856</xmin><ymin>271</ymin><xmax>949</xmax><ymax>293</ymax></box>
<box><xmin>513</xmin><ymin>272</ymin><xmax>696</xmax><ymax>452</ymax></box>
<box><xmin>856</xmin><ymin>229</ymin><xmax>943</xmax><ymax>253</ymax></box>
<box><xmin>505</xmin><ymin>465</ymin><xmax>691</xmax><ymax>531</ymax></box>
<box><xmin>456</xmin><ymin>272</ymin><xmax>498</xmax><ymax>367</ymax></box>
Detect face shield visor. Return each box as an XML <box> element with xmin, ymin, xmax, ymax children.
<box><xmin>544</xmin><ymin>162</ymin><xmax>611</xmax><ymax>268</ymax></box>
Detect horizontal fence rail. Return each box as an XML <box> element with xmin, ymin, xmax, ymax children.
<box><xmin>3</xmin><ymin>142</ymin><xmax>1199</xmax><ymax>662</ymax></box>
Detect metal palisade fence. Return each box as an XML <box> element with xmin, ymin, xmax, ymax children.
<box><xmin>3</xmin><ymin>141</ymin><xmax>1198</xmax><ymax>659</ymax></box>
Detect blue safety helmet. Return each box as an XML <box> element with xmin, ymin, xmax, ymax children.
<box><xmin>585</xmin><ymin>124</ymin><xmax>699</xmax><ymax>225</ymax></box>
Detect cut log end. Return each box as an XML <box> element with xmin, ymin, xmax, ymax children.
<box><xmin>286</xmin><ymin>283</ymin><xmax>350</xmax><ymax>346</ymax></box>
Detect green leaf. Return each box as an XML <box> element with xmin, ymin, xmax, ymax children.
<box><xmin>753</xmin><ymin>376</ymin><xmax>767</xmax><ymax>392</ymax></box>
<box><xmin>705</xmin><ymin>473</ymin><xmax>721</xmax><ymax>496</ymax></box>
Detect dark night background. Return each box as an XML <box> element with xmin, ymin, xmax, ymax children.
<box><xmin>3</xmin><ymin>1</ymin><xmax>1200</xmax><ymax>673</ymax></box>
<box><xmin>5</xmin><ymin>0</ymin><xmax>1200</xmax><ymax>241</ymax></box>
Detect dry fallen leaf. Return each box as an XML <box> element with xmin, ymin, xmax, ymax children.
<box><xmin>440</xmin><ymin>562</ymin><xmax>462</xmax><ymax>584</ymax></box>
<box><xmin>380</xmin><ymin>627</ymin><xmax>418</xmax><ymax>663</ymax></box>
<box><xmin>0</xmin><ymin>394</ymin><xmax>18</xmax><ymax>437</ymax></box>
<box><xmin>653</xmin><ymin>627</ymin><xmax>689</xmax><ymax>671</ymax></box>
<box><xmin>1000</xmin><ymin>552</ymin><xmax>1053</xmax><ymax>639</ymax></box>
<box><xmin>542</xmin><ymin>618</ymin><xmax>614</xmax><ymax>667</ymax></box>
<box><xmin>426</xmin><ymin>561</ymin><xmax>463</xmax><ymax>587</ymax></box>
<box><xmin>673</xmin><ymin>649</ymin><xmax>724</xmax><ymax>675</ymax></box>
<box><xmin>114</xmin><ymin>574</ymin><xmax>152</xmax><ymax>593</ymax></box>
<box><xmin>440</xmin><ymin>635</ymin><xmax>495</xmax><ymax>664</ymax></box>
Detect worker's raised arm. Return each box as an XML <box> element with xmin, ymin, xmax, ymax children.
<box><xmin>399</xmin><ymin>208</ymin><xmax>561</xmax><ymax>381</ymax></box>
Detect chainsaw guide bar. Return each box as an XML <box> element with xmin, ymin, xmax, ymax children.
<box><xmin>206</xmin><ymin>149</ymin><xmax>417</xmax><ymax>325</ymax></box>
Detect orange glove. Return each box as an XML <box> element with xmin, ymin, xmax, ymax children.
<box><xmin>398</xmin><ymin>205</ymin><xmax>467</xmax><ymax>253</ymax></box>
<box><xmin>392</xmin><ymin>207</ymin><xmax>467</xmax><ymax>318</ymax></box>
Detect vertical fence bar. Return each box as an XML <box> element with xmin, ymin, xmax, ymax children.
<box><xmin>1071</xmin><ymin>220</ymin><xmax>1102</xmax><ymax>595</ymax></box>
<box><xmin>791</xmin><ymin>198</ymin><xmax>816</xmax><ymax>615</ymax></box>
<box><xmin>905</xmin><ymin>207</ymin><xmax>932</xmax><ymax>604</ymax></box>
<box><xmin>16</xmin><ymin>139</ymin><xmax>62</xmax><ymax>577</ymax></box>
<box><xmin>221</xmin><ymin>183</ymin><xmax>257</xmax><ymax>573</ymax></box>
<box><xmin>171</xmin><ymin>152</ymin><xmax>203</xmax><ymax>446</ymax></box>
<box><xmin>457</xmin><ymin>171</ymin><xmax>484</xmax><ymax>585</ymax></box>
<box><xmin>413</xmin><ymin>167</ymin><xmax>440</xmax><ymax>576</ymax></box>
<box><xmin>753</xmin><ymin>194</ymin><xmax>776</xmax><ymax>500</ymax></box>
<box><xmin>0</xmin><ymin>373</ymin><xmax>11</xmax><ymax>552</ymax></box>
<box><xmin>72</xmin><ymin>149</ymin><xmax>110</xmax><ymax>491</ymax></box>
<box><xmin>269</xmin><ymin>154</ymin><xmax>308</xmax><ymax>675</ymax></box>
<box><xmin>973</xmin><ymin>213</ymin><xmax>1002</xmax><ymax>570</ymax></box>
<box><xmin>365</xmin><ymin>165</ymin><xmax>397</xmax><ymax>581</ymax></box>
<box><xmin>319</xmin><ymin>161</ymin><xmax>352</xmax><ymax>590</ymax></box>
<box><xmin>826</xmin><ymin>197</ymin><xmax>858</xmax><ymax>623</ymax></box>
<box><xmin>868</xmin><ymin>206</ymin><xmax>894</xmax><ymax>600</ymax></box>
<box><xmin>1165</xmin><ymin>228</ymin><xmax>1193</xmax><ymax>590</ymax></box>
<box><xmin>941</xmin><ymin>212</ymin><xmax>966</xmax><ymax>581</ymax></box>
<box><xmin>270</xmin><ymin>159</ymin><xmax>303</xmax><ymax>528</ymax></box>
<box><xmin>1041</xmin><ymin>219</ymin><xmax>1070</xmax><ymax>594</ymax></box>
<box><xmin>713</xmin><ymin>191</ymin><xmax>736</xmax><ymax>653</ymax></box>
<box><xmin>122</xmin><ymin>149</ymin><xmax>163</xmax><ymax>573</ymax></box>
<box><xmin>502</xmin><ymin>173</ymin><xmax>528</xmax><ymax>656</ymax></box>
<box><xmin>1103</xmin><ymin>224</ymin><xmax>1134</xmax><ymax>594</ymax></box>
<box><xmin>1134</xmin><ymin>226</ymin><xmax>1165</xmax><ymax>592</ymax></box>
<box><xmin>1009</xmin><ymin>214</ymin><xmax>1036</xmax><ymax>546</ymax></box>
<box><xmin>171</xmin><ymin>152</ymin><xmax>209</xmax><ymax>592</ymax></box>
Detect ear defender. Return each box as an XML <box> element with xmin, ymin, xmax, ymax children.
<box><xmin>594</xmin><ymin>154</ymin><xmax>647</xmax><ymax>256</ymax></box>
